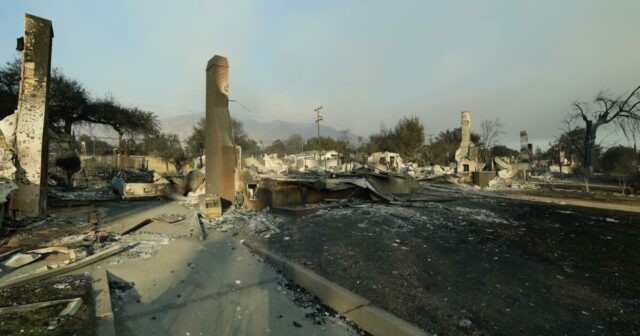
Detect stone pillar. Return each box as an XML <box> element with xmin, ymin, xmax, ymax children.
<box><xmin>519</xmin><ymin>131</ymin><xmax>529</xmax><ymax>162</ymax></box>
<box><xmin>460</xmin><ymin>111</ymin><xmax>471</xmax><ymax>147</ymax></box>
<box><xmin>14</xmin><ymin>14</ymin><xmax>53</xmax><ymax>217</ymax></box>
<box><xmin>204</xmin><ymin>55</ymin><xmax>236</xmax><ymax>203</ymax></box>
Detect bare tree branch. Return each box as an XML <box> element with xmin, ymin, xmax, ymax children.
<box><xmin>572</xmin><ymin>102</ymin><xmax>589</xmax><ymax>122</ymax></box>
<box><xmin>605</xmin><ymin>85</ymin><xmax>640</xmax><ymax>123</ymax></box>
<box><xmin>479</xmin><ymin>117</ymin><xmax>505</xmax><ymax>150</ymax></box>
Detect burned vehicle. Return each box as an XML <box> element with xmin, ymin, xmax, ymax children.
<box><xmin>111</xmin><ymin>169</ymin><xmax>169</xmax><ymax>200</ymax></box>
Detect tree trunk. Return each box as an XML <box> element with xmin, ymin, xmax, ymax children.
<box><xmin>582</xmin><ymin>121</ymin><xmax>599</xmax><ymax>193</ymax></box>
<box><xmin>584</xmin><ymin>175</ymin><xmax>590</xmax><ymax>193</ymax></box>
<box><xmin>622</xmin><ymin>174</ymin><xmax>630</xmax><ymax>195</ymax></box>
<box><xmin>557</xmin><ymin>148</ymin><xmax>563</xmax><ymax>179</ymax></box>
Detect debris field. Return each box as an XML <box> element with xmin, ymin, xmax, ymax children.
<box><xmin>228</xmin><ymin>185</ymin><xmax>640</xmax><ymax>336</ymax></box>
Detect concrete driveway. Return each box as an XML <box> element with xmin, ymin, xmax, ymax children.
<box><xmin>102</xmin><ymin>201</ymin><xmax>356</xmax><ymax>336</ymax></box>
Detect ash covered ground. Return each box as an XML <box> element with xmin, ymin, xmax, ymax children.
<box><xmin>212</xmin><ymin>185</ymin><xmax>640</xmax><ymax>336</ymax></box>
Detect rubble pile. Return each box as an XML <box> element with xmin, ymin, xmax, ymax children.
<box><xmin>411</xmin><ymin>164</ymin><xmax>456</xmax><ymax>180</ymax></box>
<box><xmin>486</xmin><ymin>177</ymin><xmax>539</xmax><ymax>190</ymax></box>
<box><xmin>113</xmin><ymin>232</ymin><xmax>175</xmax><ymax>261</ymax></box>
<box><xmin>204</xmin><ymin>208</ymin><xmax>283</xmax><ymax>235</ymax></box>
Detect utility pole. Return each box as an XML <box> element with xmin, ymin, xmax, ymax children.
<box><xmin>314</xmin><ymin>106</ymin><xmax>324</xmax><ymax>169</ymax></box>
<box><xmin>314</xmin><ymin>106</ymin><xmax>323</xmax><ymax>139</ymax></box>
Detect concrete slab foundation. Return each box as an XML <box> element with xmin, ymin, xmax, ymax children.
<box><xmin>95</xmin><ymin>201</ymin><xmax>356</xmax><ymax>335</ymax></box>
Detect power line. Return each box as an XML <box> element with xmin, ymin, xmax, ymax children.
<box><xmin>229</xmin><ymin>99</ymin><xmax>253</xmax><ymax>114</ymax></box>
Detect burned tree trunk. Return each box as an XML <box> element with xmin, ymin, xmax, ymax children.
<box><xmin>581</xmin><ymin>120</ymin><xmax>599</xmax><ymax>193</ymax></box>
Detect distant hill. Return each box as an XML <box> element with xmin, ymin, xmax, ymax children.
<box><xmin>73</xmin><ymin>112</ymin><xmax>361</xmax><ymax>146</ymax></box>
<box><xmin>159</xmin><ymin>112</ymin><xmax>360</xmax><ymax>145</ymax></box>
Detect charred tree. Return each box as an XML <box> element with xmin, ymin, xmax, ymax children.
<box><xmin>567</xmin><ymin>85</ymin><xmax>640</xmax><ymax>192</ymax></box>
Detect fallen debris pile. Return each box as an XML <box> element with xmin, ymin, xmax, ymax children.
<box><xmin>486</xmin><ymin>177</ymin><xmax>539</xmax><ymax>190</ymax></box>
<box><xmin>0</xmin><ymin>244</ymin><xmax>123</xmax><ymax>291</ymax></box>
<box><xmin>111</xmin><ymin>232</ymin><xmax>175</xmax><ymax>262</ymax></box>
<box><xmin>0</xmin><ymin>202</ymin><xmax>191</xmax><ymax>294</ymax></box>
<box><xmin>204</xmin><ymin>208</ymin><xmax>283</xmax><ymax>235</ymax></box>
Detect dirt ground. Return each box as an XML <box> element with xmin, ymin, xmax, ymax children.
<box><xmin>0</xmin><ymin>274</ymin><xmax>95</xmax><ymax>336</ymax></box>
<box><xmin>233</xmin><ymin>185</ymin><xmax>640</xmax><ymax>335</ymax></box>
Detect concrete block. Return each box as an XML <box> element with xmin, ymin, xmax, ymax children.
<box><xmin>472</xmin><ymin>171</ymin><xmax>496</xmax><ymax>187</ymax></box>
<box><xmin>198</xmin><ymin>194</ymin><xmax>221</xmax><ymax>219</ymax></box>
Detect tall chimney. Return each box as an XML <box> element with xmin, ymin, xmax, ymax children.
<box><xmin>13</xmin><ymin>14</ymin><xmax>53</xmax><ymax>217</ymax></box>
<box><xmin>204</xmin><ymin>55</ymin><xmax>236</xmax><ymax>203</ymax></box>
<box><xmin>519</xmin><ymin>131</ymin><xmax>529</xmax><ymax>162</ymax></box>
<box><xmin>460</xmin><ymin>111</ymin><xmax>471</xmax><ymax>146</ymax></box>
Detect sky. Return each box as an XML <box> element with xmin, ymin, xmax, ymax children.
<box><xmin>1</xmin><ymin>0</ymin><xmax>639</xmax><ymax>149</ymax></box>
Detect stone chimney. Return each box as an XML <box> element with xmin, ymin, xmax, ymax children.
<box><xmin>519</xmin><ymin>131</ymin><xmax>529</xmax><ymax>162</ymax></box>
<box><xmin>460</xmin><ymin>111</ymin><xmax>471</xmax><ymax>147</ymax></box>
<box><xmin>13</xmin><ymin>14</ymin><xmax>53</xmax><ymax>217</ymax></box>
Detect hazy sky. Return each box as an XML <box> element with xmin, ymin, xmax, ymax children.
<box><xmin>1</xmin><ymin>1</ymin><xmax>639</xmax><ymax>149</ymax></box>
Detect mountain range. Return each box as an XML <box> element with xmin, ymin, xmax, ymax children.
<box><xmin>159</xmin><ymin>112</ymin><xmax>360</xmax><ymax>145</ymax></box>
<box><xmin>74</xmin><ymin>112</ymin><xmax>361</xmax><ymax>146</ymax></box>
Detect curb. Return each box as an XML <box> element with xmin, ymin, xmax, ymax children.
<box><xmin>505</xmin><ymin>194</ymin><xmax>640</xmax><ymax>214</ymax></box>
<box><xmin>243</xmin><ymin>241</ymin><xmax>430</xmax><ymax>336</ymax></box>
<box><xmin>93</xmin><ymin>263</ymin><xmax>116</xmax><ymax>336</ymax></box>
